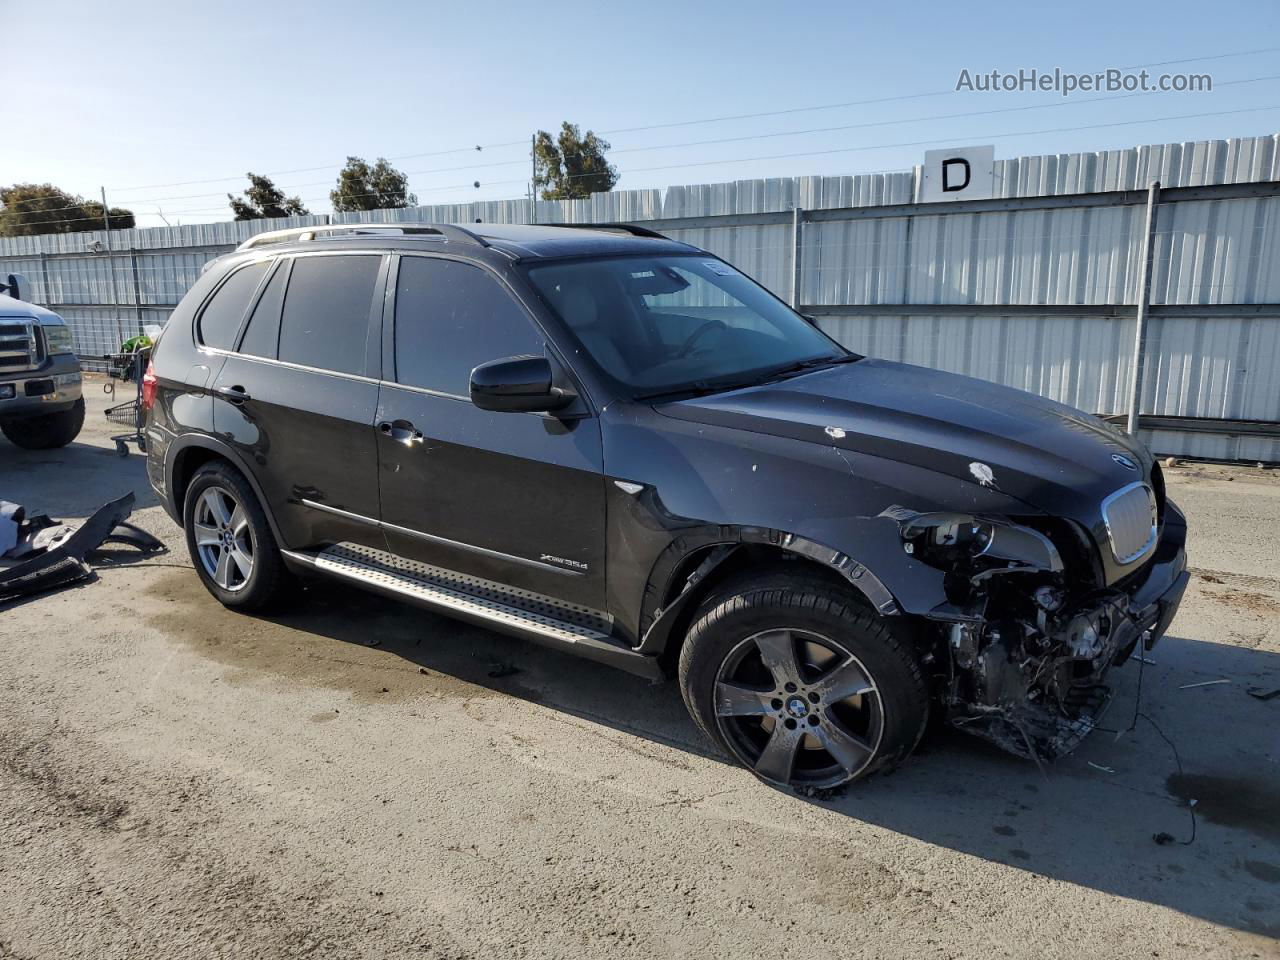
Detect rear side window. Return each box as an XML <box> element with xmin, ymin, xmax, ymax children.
<box><xmin>394</xmin><ymin>257</ymin><xmax>542</xmax><ymax>396</ymax></box>
<box><xmin>238</xmin><ymin>260</ymin><xmax>288</xmax><ymax>359</ymax></box>
<box><xmin>277</xmin><ymin>255</ymin><xmax>381</xmax><ymax>376</ymax></box>
<box><xmin>198</xmin><ymin>261</ymin><xmax>268</xmax><ymax>350</ymax></box>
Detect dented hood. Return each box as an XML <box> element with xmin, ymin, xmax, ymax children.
<box><xmin>654</xmin><ymin>358</ymin><xmax>1150</xmax><ymax>517</ymax></box>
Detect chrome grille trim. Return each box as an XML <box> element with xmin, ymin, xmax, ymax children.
<box><xmin>1101</xmin><ymin>482</ymin><xmax>1158</xmax><ymax>565</ymax></box>
<box><xmin>0</xmin><ymin>320</ymin><xmax>39</xmax><ymax>372</ymax></box>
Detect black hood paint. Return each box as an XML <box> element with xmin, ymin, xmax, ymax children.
<box><xmin>656</xmin><ymin>358</ymin><xmax>1149</xmax><ymax>521</ymax></box>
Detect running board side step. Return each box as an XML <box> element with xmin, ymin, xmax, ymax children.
<box><xmin>282</xmin><ymin>543</ymin><xmax>664</xmax><ymax>680</ymax></box>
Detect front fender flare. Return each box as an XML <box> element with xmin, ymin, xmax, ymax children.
<box><xmin>635</xmin><ymin>526</ymin><xmax>901</xmax><ymax>657</ymax></box>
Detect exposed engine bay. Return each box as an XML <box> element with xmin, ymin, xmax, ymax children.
<box><xmin>888</xmin><ymin>505</ymin><xmax>1188</xmax><ymax>763</ymax></box>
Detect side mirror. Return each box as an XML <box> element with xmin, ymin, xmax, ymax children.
<box><xmin>470</xmin><ymin>355</ymin><xmax>575</xmax><ymax>413</ymax></box>
<box><xmin>2</xmin><ymin>273</ymin><xmax>29</xmax><ymax>302</ymax></box>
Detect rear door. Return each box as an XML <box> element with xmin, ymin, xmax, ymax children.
<box><xmin>213</xmin><ymin>252</ymin><xmax>387</xmax><ymax>551</ymax></box>
<box><xmin>376</xmin><ymin>254</ymin><xmax>607</xmax><ymax>609</ymax></box>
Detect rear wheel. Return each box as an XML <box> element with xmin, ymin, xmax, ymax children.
<box><xmin>678</xmin><ymin>570</ymin><xmax>928</xmax><ymax>790</ymax></box>
<box><xmin>0</xmin><ymin>397</ymin><xmax>85</xmax><ymax>449</ymax></box>
<box><xmin>183</xmin><ymin>462</ymin><xmax>286</xmax><ymax>611</ymax></box>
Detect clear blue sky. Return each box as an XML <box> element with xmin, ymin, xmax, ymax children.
<box><xmin>4</xmin><ymin>0</ymin><xmax>1279</xmax><ymax>228</ymax></box>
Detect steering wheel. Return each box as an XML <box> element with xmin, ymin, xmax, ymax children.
<box><xmin>675</xmin><ymin>319</ymin><xmax>727</xmax><ymax>358</ymax></box>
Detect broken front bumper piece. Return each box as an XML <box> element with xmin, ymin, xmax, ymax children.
<box><xmin>933</xmin><ymin>506</ymin><xmax>1189</xmax><ymax>763</ymax></box>
<box><xmin>0</xmin><ymin>492</ymin><xmax>163</xmax><ymax>601</ymax></box>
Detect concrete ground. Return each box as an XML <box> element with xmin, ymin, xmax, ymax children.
<box><xmin>1</xmin><ymin>377</ymin><xmax>1277</xmax><ymax>960</ymax></box>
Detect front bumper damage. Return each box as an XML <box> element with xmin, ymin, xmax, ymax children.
<box><xmin>924</xmin><ymin>506</ymin><xmax>1189</xmax><ymax>762</ymax></box>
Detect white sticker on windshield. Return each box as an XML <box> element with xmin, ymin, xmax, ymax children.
<box><xmin>703</xmin><ymin>261</ymin><xmax>737</xmax><ymax>277</ymax></box>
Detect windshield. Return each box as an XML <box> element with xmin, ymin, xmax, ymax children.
<box><xmin>525</xmin><ymin>254</ymin><xmax>848</xmax><ymax>398</ymax></box>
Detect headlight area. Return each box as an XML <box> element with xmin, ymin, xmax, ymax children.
<box><xmin>901</xmin><ymin>513</ymin><xmax>1062</xmax><ymax>585</ymax></box>
<box><xmin>893</xmin><ymin>511</ymin><xmax>1150</xmax><ymax>763</ymax></box>
<box><xmin>43</xmin><ymin>324</ymin><xmax>76</xmax><ymax>355</ymax></box>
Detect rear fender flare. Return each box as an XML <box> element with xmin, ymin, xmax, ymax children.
<box><xmin>165</xmin><ymin>433</ymin><xmax>285</xmax><ymax>545</ymax></box>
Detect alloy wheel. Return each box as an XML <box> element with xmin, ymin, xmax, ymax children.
<box><xmin>713</xmin><ymin>628</ymin><xmax>884</xmax><ymax>788</ymax></box>
<box><xmin>192</xmin><ymin>485</ymin><xmax>254</xmax><ymax>592</ymax></box>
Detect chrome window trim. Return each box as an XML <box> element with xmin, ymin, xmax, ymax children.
<box><xmin>298</xmin><ymin>498</ymin><xmax>583</xmax><ymax>577</ymax></box>
<box><xmin>376</xmin><ymin>379</ymin><xmax>470</xmax><ymax>403</ymax></box>
<box><xmin>197</xmin><ymin>346</ymin><xmax>381</xmax><ymax>386</ymax></box>
<box><xmin>1100</xmin><ymin>481</ymin><xmax>1158</xmax><ymax>565</ymax></box>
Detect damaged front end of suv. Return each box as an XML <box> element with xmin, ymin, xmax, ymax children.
<box><xmin>636</xmin><ymin>354</ymin><xmax>1192</xmax><ymax>776</ymax></box>
<box><xmin>890</xmin><ymin>480</ymin><xmax>1189</xmax><ymax>761</ymax></box>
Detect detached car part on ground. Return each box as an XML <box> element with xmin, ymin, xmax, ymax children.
<box><xmin>0</xmin><ymin>493</ymin><xmax>164</xmax><ymax>601</ymax></box>
<box><xmin>142</xmin><ymin>222</ymin><xmax>1189</xmax><ymax>792</ymax></box>
<box><xmin>0</xmin><ymin>276</ymin><xmax>86</xmax><ymax>450</ymax></box>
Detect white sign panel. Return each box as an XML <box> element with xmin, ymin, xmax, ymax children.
<box><xmin>920</xmin><ymin>145</ymin><xmax>994</xmax><ymax>203</ymax></box>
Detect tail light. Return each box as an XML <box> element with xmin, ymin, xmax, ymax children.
<box><xmin>141</xmin><ymin>359</ymin><xmax>158</xmax><ymax>412</ymax></box>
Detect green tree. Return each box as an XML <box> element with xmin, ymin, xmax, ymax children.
<box><xmin>227</xmin><ymin>173</ymin><xmax>309</xmax><ymax>220</ymax></box>
<box><xmin>330</xmin><ymin>156</ymin><xmax>417</xmax><ymax>212</ymax></box>
<box><xmin>533</xmin><ymin>122</ymin><xmax>618</xmax><ymax>200</ymax></box>
<box><xmin>0</xmin><ymin>183</ymin><xmax>134</xmax><ymax>237</ymax></box>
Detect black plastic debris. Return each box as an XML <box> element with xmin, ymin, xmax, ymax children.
<box><xmin>0</xmin><ymin>492</ymin><xmax>163</xmax><ymax>602</ymax></box>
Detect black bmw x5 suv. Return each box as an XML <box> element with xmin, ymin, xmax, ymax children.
<box><xmin>145</xmin><ymin>221</ymin><xmax>1189</xmax><ymax>790</ymax></box>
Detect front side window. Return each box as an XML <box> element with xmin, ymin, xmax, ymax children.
<box><xmin>277</xmin><ymin>255</ymin><xmax>381</xmax><ymax>376</ymax></box>
<box><xmin>198</xmin><ymin>260</ymin><xmax>269</xmax><ymax>350</ymax></box>
<box><xmin>394</xmin><ymin>257</ymin><xmax>543</xmax><ymax>396</ymax></box>
<box><xmin>525</xmin><ymin>255</ymin><xmax>846</xmax><ymax>398</ymax></box>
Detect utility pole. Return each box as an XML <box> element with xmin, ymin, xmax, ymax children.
<box><xmin>529</xmin><ymin>134</ymin><xmax>538</xmax><ymax>225</ymax></box>
<box><xmin>1125</xmin><ymin>181</ymin><xmax>1161</xmax><ymax>437</ymax></box>
<box><xmin>791</xmin><ymin>206</ymin><xmax>804</xmax><ymax>309</ymax></box>
<box><xmin>101</xmin><ymin>186</ymin><xmax>124</xmax><ymax>346</ymax></box>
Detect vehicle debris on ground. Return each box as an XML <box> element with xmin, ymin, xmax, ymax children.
<box><xmin>0</xmin><ymin>492</ymin><xmax>163</xmax><ymax>602</ymax></box>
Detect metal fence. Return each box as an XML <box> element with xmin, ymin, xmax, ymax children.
<box><xmin>2</xmin><ymin>133</ymin><xmax>1277</xmax><ymax>461</ymax></box>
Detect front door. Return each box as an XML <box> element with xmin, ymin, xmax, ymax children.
<box><xmin>212</xmin><ymin>253</ymin><xmax>387</xmax><ymax>551</ymax></box>
<box><xmin>376</xmin><ymin>254</ymin><xmax>607</xmax><ymax>610</ymax></box>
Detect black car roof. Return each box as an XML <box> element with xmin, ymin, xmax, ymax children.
<box><xmin>469</xmin><ymin>223</ymin><xmax>695</xmax><ymax>259</ymax></box>
<box><xmin>233</xmin><ymin>222</ymin><xmax>696</xmax><ymax>263</ymax></box>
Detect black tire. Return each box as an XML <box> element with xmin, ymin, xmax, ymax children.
<box><xmin>183</xmin><ymin>461</ymin><xmax>287</xmax><ymax>612</ymax></box>
<box><xmin>678</xmin><ymin>569</ymin><xmax>928</xmax><ymax>791</ymax></box>
<box><xmin>0</xmin><ymin>397</ymin><xmax>85</xmax><ymax>449</ymax></box>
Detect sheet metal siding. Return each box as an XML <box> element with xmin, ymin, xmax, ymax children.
<box><xmin>53</xmin><ymin>305</ymin><xmax>171</xmax><ymax>371</ymax></box>
<box><xmin>1</xmin><ymin>134</ymin><xmax>1277</xmax><ymax>460</ymax></box>
<box><xmin>664</xmin><ymin>225</ymin><xmax>792</xmax><ymax>300</ymax></box>
<box><xmin>817</xmin><ymin>311</ymin><xmax>1280</xmax><ymax>425</ymax></box>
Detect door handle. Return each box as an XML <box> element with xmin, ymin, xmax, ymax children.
<box><xmin>378</xmin><ymin>419</ymin><xmax>423</xmax><ymax>444</ymax></box>
<box><xmin>213</xmin><ymin>384</ymin><xmax>251</xmax><ymax>404</ymax></box>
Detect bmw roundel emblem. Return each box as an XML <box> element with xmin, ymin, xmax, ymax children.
<box><xmin>1112</xmin><ymin>453</ymin><xmax>1137</xmax><ymax>471</ymax></box>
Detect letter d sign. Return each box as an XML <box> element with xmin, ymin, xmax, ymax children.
<box><xmin>941</xmin><ymin>158</ymin><xmax>970</xmax><ymax>192</ymax></box>
<box><xmin>921</xmin><ymin>145</ymin><xmax>994</xmax><ymax>203</ymax></box>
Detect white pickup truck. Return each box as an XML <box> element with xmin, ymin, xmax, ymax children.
<box><xmin>0</xmin><ymin>274</ymin><xmax>84</xmax><ymax>449</ymax></box>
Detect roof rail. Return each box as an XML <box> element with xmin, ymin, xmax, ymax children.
<box><xmin>543</xmin><ymin>222</ymin><xmax>668</xmax><ymax>240</ymax></box>
<box><xmin>236</xmin><ymin>223</ymin><xmax>489</xmax><ymax>252</ymax></box>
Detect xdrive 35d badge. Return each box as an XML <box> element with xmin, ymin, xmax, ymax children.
<box><xmin>144</xmin><ymin>222</ymin><xmax>1189</xmax><ymax>791</ymax></box>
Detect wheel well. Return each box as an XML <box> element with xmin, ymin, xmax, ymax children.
<box><xmin>656</xmin><ymin>544</ymin><xmax>863</xmax><ymax>675</ymax></box>
<box><xmin>171</xmin><ymin>447</ymin><xmax>232</xmax><ymax>512</ymax></box>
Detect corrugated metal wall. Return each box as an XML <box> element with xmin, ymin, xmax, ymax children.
<box><xmin>1</xmin><ymin>134</ymin><xmax>1277</xmax><ymax>460</ymax></box>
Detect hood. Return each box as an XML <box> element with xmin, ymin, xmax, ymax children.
<box><xmin>654</xmin><ymin>358</ymin><xmax>1150</xmax><ymax>519</ymax></box>
<box><xmin>0</xmin><ymin>298</ymin><xmax>63</xmax><ymax>325</ymax></box>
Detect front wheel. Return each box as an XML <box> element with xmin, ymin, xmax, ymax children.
<box><xmin>0</xmin><ymin>397</ymin><xmax>85</xmax><ymax>449</ymax></box>
<box><xmin>678</xmin><ymin>571</ymin><xmax>928</xmax><ymax>791</ymax></box>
